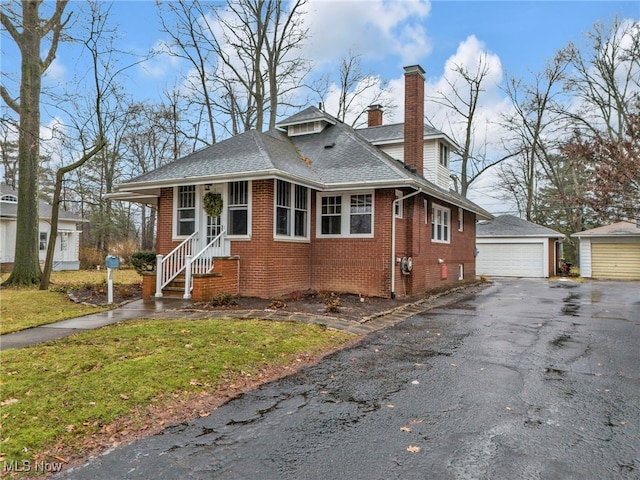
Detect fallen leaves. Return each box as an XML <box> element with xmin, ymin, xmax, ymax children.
<box><xmin>407</xmin><ymin>445</ymin><xmax>421</xmax><ymax>453</ymax></box>
<box><xmin>400</xmin><ymin>426</ymin><xmax>411</xmax><ymax>433</ymax></box>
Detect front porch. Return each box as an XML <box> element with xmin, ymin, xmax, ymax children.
<box><xmin>142</xmin><ymin>256</ymin><xmax>239</xmax><ymax>302</ymax></box>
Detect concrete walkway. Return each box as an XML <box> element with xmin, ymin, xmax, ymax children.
<box><xmin>0</xmin><ymin>284</ymin><xmax>488</xmax><ymax>350</ymax></box>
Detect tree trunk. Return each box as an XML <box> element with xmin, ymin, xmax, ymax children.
<box><xmin>5</xmin><ymin>1</ymin><xmax>44</xmax><ymax>286</ymax></box>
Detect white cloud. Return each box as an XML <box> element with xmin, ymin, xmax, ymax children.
<box><xmin>303</xmin><ymin>0</ymin><xmax>432</xmax><ymax>66</ymax></box>
<box><xmin>42</xmin><ymin>57</ymin><xmax>66</xmax><ymax>86</ymax></box>
<box><xmin>140</xmin><ymin>40</ymin><xmax>183</xmax><ymax>79</ymax></box>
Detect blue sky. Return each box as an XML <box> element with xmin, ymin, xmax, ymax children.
<box><xmin>1</xmin><ymin>0</ymin><xmax>638</xmax><ymax>213</ymax></box>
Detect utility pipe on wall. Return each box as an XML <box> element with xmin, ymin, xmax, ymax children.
<box><xmin>391</xmin><ymin>188</ymin><xmax>423</xmax><ymax>299</ymax></box>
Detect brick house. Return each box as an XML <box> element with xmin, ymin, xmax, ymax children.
<box><xmin>111</xmin><ymin>65</ymin><xmax>492</xmax><ymax>301</ymax></box>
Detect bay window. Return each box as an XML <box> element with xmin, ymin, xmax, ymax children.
<box><xmin>275</xmin><ymin>180</ymin><xmax>308</xmax><ymax>239</ymax></box>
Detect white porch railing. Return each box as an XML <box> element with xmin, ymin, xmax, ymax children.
<box><xmin>183</xmin><ymin>229</ymin><xmax>227</xmax><ymax>299</ymax></box>
<box><xmin>155</xmin><ymin>231</ymin><xmax>199</xmax><ymax>297</ymax></box>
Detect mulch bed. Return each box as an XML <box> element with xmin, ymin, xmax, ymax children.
<box><xmin>68</xmin><ymin>282</ymin><xmax>482</xmax><ymax>322</ymax></box>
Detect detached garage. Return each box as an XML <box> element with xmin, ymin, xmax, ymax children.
<box><xmin>573</xmin><ymin>221</ymin><xmax>640</xmax><ymax>280</ymax></box>
<box><xmin>476</xmin><ymin>215</ymin><xmax>564</xmax><ymax>278</ymax></box>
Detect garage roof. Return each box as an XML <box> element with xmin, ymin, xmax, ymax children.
<box><xmin>477</xmin><ymin>215</ymin><xmax>564</xmax><ymax>238</ymax></box>
<box><xmin>572</xmin><ymin>220</ymin><xmax>640</xmax><ymax>237</ymax></box>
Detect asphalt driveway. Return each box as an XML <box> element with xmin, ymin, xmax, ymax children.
<box><xmin>59</xmin><ymin>279</ymin><xmax>640</xmax><ymax>479</ymax></box>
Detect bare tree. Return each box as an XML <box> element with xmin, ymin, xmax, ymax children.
<box><xmin>499</xmin><ymin>55</ymin><xmax>568</xmax><ymax>220</ymax></box>
<box><xmin>312</xmin><ymin>51</ymin><xmax>395</xmax><ymax>127</ymax></box>
<box><xmin>156</xmin><ymin>0</ymin><xmax>218</xmax><ymax>145</ymax></box>
<box><xmin>560</xmin><ymin>17</ymin><xmax>640</xmax><ymax>144</ymax></box>
<box><xmin>0</xmin><ymin>123</ymin><xmax>19</xmax><ymax>187</ymax></box>
<box><xmin>262</xmin><ymin>0</ymin><xmax>308</xmax><ymax>129</ymax></box>
<box><xmin>429</xmin><ymin>53</ymin><xmax>514</xmax><ymax>197</ymax></box>
<box><xmin>1</xmin><ymin>0</ymin><xmax>71</xmax><ymax>286</ymax></box>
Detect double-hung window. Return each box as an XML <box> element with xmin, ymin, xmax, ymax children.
<box><xmin>439</xmin><ymin>142</ymin><xmax>449</xmax><ymax>167</ymax></box>
<box><xmin>320</xmin><ymin>195</ymin><xmax>342</xmax><ymax>235</ymax></box>
<box><xmin>39</xmin><ymin>232</ymin><xmax>47</xmax><ymax>251</ymax></box>
<box><xmin>228</xmin><ymin>181</ymin><xmax>249</xmax><ymax>236</ymax></box>
<box><xmin>176</xmin><ymin>186</ymin><xmax>196</xmax><ymax>237</ymax></box>
<box><xmin>431</xmin><ymin>204</ymin><xmax>450</xmax><ymax>243</ymax></box>
<box><xmin>275</xmin><ymin>180</ymin><xmax>308</xmax><ymax>239</ymax></box>
<box><xmin>60</xmin><ymin>233</ymin><xmax>68</xmax><ymax>251</ymax></box>
<box><xmin>394</xmin><ymin>190</ymin><xmax>403</xmax><ymax>218</ymax></box>
<box><xmin>350</xmin><ymin>194</ymin><xmax>373</xmax><ymax>234</ymax></box>
<box><xmin>318</xmin><ymin>191</ymin><xmax>374</xmax><ymax>237</ymax></box>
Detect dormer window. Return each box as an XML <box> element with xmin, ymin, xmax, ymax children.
<box><xmin>288</xmin><ymin>121</ymin><xmax>323</xmax><ymax>136</ymax></box>
<box><xmin>0</xmin><ymin>194</ymin><xmax>17</xmax><ymax>203</ymax></box>
<box><xmin>439</xmin><ymin>143</ymin><xmax>449</xmax><ymax>167</ymax></box>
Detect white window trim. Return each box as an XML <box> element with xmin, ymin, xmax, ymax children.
<box><xmin>226</xmin><ymin>180</ymin><xmax>252</xmax><ymax>240</ymax></box>
<box><xmin>439</xmin><ymin>142</ymin><xmax>449</xmax><ymax>167</ymax></box>
<box><xmin>172</xmin><ymin>185</ymin><xmax>198</xmax><ymax>241</ymax></box>
<box><xmin>394</xmin><ymin>189</ymin><xmax>403</xmax><ymax>219</ymax></box>
<box><xmin>316</xmin><ymin>190</ymin><xmax>375</xmax><ymax>238</ymax></box>
<box><xmin>431</xmin><ymin>203</ymin><xmax>451</xmax><ymax>244</ymax></box>
<box><xmin>458</xmin><ymin>207</ymin><xmax>464</xmax><ymax>232</ymax></box>
<box><xmin>274</xmin><ymin>180</ymin><xmax>310</xmax><ymax>242</ymax></box>
<box><xmin>39</xmin><ymin>231</ymin><xmax>47</xmax><ymax>251</ymax></box>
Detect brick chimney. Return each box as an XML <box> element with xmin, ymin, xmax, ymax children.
<box><xmin>403</xmin><ymin>65</ymin><xmax>425</xmax><ymax>176</ymax></box>
<box><xmin>367</xmin><ymin>104</ymin><xmax>383</xmax><ymax>127</ymax></box>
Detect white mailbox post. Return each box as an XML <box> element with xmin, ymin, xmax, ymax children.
<box><xmin>105</xmin><ymin>255</ymin><xmax>120</xmax><ymax>304</ymax></box>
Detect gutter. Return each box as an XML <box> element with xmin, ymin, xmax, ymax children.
<box><xmin>391</xmin><ymin>188</ymin><xmax>423</xmax><ymax>299</ymax></box>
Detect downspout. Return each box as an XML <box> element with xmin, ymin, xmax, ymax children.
<box><xmin>391</xmin><ymin>188</ymin><xmax>423</xmax><ymax>299</ymax></box>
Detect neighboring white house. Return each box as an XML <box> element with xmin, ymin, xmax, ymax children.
<box><xmin>476</xmin><ymin>215</ymin><xmax>565</xmax><ymax>278</ymax></box>
<box><xmin>573</xmin><ymin>220</ymin><xmax>640</xmax><ymax>280</ymax></box>
<box><xmin>0</xmin><ymin>185</ymin><xmax>85</xmax><ymax>271</ymax></box>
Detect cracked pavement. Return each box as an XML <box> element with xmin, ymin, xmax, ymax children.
<box><xmin>58</xmin><ymin>279</ymin><xmax>640</xmax><ymax>479</ymax></box>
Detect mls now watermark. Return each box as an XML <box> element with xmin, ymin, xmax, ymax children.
<box><xmin>3</xmin><ymin>459</ymin><xmax>64</xmax><ymax>473</ymax></box>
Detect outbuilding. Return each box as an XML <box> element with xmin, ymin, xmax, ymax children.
<box><xmin>476</xmin><ymin>215</ymin><xmax>564</xmax><ymax>278</ymax></box>
<box><xmin>573</xmin><ymin>221</ymin><xmax>640</xmax><ymax>280</ymax></box>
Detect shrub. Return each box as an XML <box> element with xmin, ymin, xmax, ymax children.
<box><xmin>130</xmin><ymin>251</ymin><xmax>157</xmax><ymax>274</ymax></box>
<box><xmin>79</xmin><ymin>246</ymin><xmax>105</xmax><ymax>269</ymax></box>
<box><xmin>322</xmin><ymin>291</ymin><xmax>341</xmax><ymax>313</ymax></box>
<box><xmin>269</xmin><ymin>299</ymin><xmax>287</xmax><ymax>309</ymax></box>
<box><xmin>209</xmin><ymin>291</ymin><xmax>237</xmax><ymax>307</ymax></box>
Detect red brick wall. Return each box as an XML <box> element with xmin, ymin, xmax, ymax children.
<box><xmin>152</xmin><ymin>181</ymin><xmax>478</xmax><ymax>299</ymax></box>
<box><xmin>157</xmin><ymin>187</ymin><xmax>180</xmax><ymax>255</ymax></box>
<box><xmin>310</xmin><ymin>189</ymin><xmax>394</xmax><ymax>297</ymax></box>
<box><xmin>231</xmin><ymin>180</ymin><xmax>312</xmax><ymax>298</ymax></box>
<box><xmin>141</xmin><ymin>273</ymin><xmax>156</xmax><ymax>299</ymax></box>
<box><xmin>191</xmin><ymin>258</ymin><xmax>239</xmax><ymax>301</ymax></box>
<box><xmin>420</xmin><ymin>201</ymin><xmax>477</xmax><ymax>289</ymax></box>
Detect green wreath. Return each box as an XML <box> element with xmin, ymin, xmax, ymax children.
<box><xmin>203</xmin><ymin>192</ymin><xmax>223</xmax><ymax>218</ymax></box>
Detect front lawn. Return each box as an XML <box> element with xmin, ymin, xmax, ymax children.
<box><xmin>0</xmin><ymin>318</ymin><xmax>355</xmax><ymax>472</ymax></box>
<box><xmin>0</xmin><ymin>269</ymin><xmax>142</xmax><ymax>335</ymax></box>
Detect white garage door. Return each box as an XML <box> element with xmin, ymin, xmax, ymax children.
<box><xmin>476</xmin><ymin>242</ymin><xmax>545</xmax><ymax>277</ymax></box>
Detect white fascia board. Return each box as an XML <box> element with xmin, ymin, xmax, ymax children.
<box><xmin>476</xmin><ymin>237</ymin><xmax>547</xmax><ymax>244</ymax></box>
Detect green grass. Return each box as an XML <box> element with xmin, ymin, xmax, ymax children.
<box><xmin>0</xmin><ymin>269</ymin><xmax>142</xmax><ymax>335</ymax></box>
<box><xmin>0</xmin><ymin>318</ymin><xmax>354</xmax><ymax>467</ymax></box>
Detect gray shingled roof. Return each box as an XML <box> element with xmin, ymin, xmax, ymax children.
<box><xmin>124</xmin><ymin>129</ymin><xmax>322</xmax><ymax>186</ymax></box>
<box><xmin>276</xmin><ymin>107</ymin><xmax>336</xmax><ymax>127</ymax></box>
<box><xmin>114</xmin><ymin>106</ymin><xmax>492</xmax><ymax>219</ymax></box>
<box><xmin>573</xmin><ymin>221</ymin><xmax>640</xmax><ymax>237</ymax></box>
<box><xmin>356</xmin><ymin>123</ymin><xmax>444</xmax><ymax>143</ymax></box>
<box><xmin>477</xmin><ymin>215</ymin><xmax>563</xmax><ymax>237</ymax></box>
<box><xmin>0</xmin><ymin>185</ymin><xmax>86</xmax><ymax>222</ymax></box>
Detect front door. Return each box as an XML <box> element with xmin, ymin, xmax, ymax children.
<box><xmin>201</xmin><ymin>185</ymin><xmax>229</xmax><ymax>256</ymax></box>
